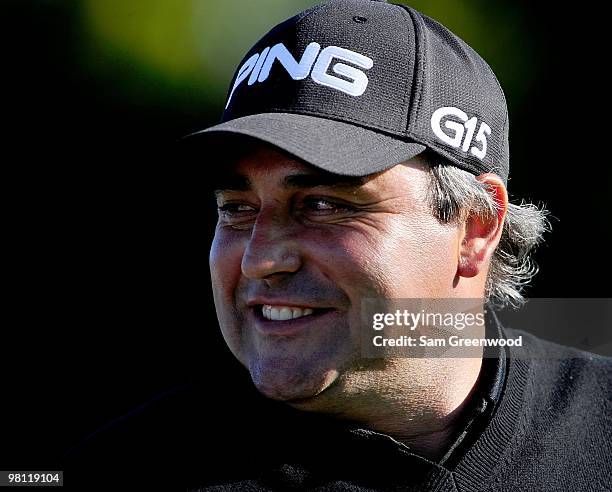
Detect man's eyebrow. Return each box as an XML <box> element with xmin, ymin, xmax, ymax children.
<box><xmin>283</xmin><ymin>173</ymin><xmax>368</xmax><ymax>190</ymax></box>
<box><xmin>213</xmin><ymin>172</ymin><xmax>367</xmax><ymax>195</ymax></box>
<box><xmin>213</xmin><ymin>175</ymin><xmax>251</xmax><ymax>195</ymax></box>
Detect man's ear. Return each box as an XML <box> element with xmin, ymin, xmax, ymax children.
<box><xmin>457</xmin><ymin>173</ymin><xmax>508</xmax><ymax>279</ymax></box>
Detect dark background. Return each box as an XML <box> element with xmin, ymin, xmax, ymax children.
<box><xmin>3</xmin><ymin>0</ymin><xmax>611</xmax><ymax>468</ymax></box>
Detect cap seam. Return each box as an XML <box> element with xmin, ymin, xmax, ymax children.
<box><xmin>396</xmin><ymin>4</ymin><xmax>427</xmax><ymax>135</ymax></box>
<box><xmin>390</xmin><ymin>3</ymin><xmax>418</xmax><ymax>138</ymax></box>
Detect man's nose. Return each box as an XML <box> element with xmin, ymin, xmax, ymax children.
<box><xmin>241</xmin><ymin>208</ymin><xmax>301</xmax><ymax>280</ymax></box>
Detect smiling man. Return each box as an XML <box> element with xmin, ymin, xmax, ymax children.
<box><xmin>184</xmin><ymin>0</ymin><xmax>610</xmax><ymax>489</ymax></box>
<box><xmin>68</xmin><ymin>1</ymin><xmax>611</xmax><ymax>490</ymax></box>
<box><xmin>208</xmin><ymin>141</ymin><xmax>498</xmax><ymax>459</ymax></box>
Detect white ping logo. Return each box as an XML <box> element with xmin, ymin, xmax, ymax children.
<box><xmin>226</xmin><ymin>42</ymin><xmax>374</xmax><ymax>109</ymax></box>
<box><xmin>430</xmin><ymin>107</ymin><xmax>491</xmax><ymax>160</ymax></box>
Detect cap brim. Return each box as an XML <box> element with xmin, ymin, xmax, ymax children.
<box><xmin>183</xmin><ymin>113</ymin><xmax>426</xmax><ymax>177</ymax></box>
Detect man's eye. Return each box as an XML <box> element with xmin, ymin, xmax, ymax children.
<box><xmin>217</xmin><ymin>203</ymin><xmax>257</xmax><ymax>218</ymax></box>
<box><xmin>302</xmin><ymin>198</ymin><xmax>354</xmax><ymax>215</ymax></box>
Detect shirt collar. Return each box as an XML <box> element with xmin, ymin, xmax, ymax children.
<box><xmin>437</xmin><ymin>307</ymin><xmax>508</xmax><ymax>467</ymax></box>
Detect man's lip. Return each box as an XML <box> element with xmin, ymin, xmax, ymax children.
<box><xmin>246</xmin><ymin>298</ymin><xmax>327</xmax><ymax>309</ymax></box>
<box><xmin>250</xmin><ymin>306</ymin><xmax>340</xmax><ymax>337</ymax></box>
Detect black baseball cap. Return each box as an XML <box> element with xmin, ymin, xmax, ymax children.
<box><xmin>185</xmin><ymin>0</ymin><xmax>510</xmax><ymax>184</ymax></box>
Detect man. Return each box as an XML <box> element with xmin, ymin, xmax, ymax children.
<box><xmin>68</xmin><ymin>1</ymin><xmax>611</xmax><ymax>490</ymax></box>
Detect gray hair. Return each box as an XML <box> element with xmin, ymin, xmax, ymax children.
<box><xmin>420</xmin><ymin>154</ymin><xmax>551</xmax><ymax>308</ymax></box>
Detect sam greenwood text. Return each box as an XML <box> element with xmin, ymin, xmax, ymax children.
<box><xmin>372</xmin><ymin>335</ymin><xmax>523</xmax><ymax>347</ymax></box>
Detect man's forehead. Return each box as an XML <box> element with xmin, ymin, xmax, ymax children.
<box><xmin>213</xmin><ymin>142</ymin><xmax>372</xmax><ymax>191</ymax></box>
<box><xmin>209</xmin><ymin>138</ymin><xmax>430</xmax><ymax>197</ymax></box>
<box><xmin>230</xmin><ymin>143</ymin><xmax>318</xmax><ymax>175</ymax></box>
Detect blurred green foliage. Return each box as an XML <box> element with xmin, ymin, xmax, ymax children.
<box><xmin>79</xmin><ymin>0</ymin><xmax>534</xmax><ymax>116</ymax></box>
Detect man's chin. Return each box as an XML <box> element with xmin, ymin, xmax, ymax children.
<box><xmin>254</xmin><ymin>383</ymin><xmax>318</xmax><ymax>402</ymax></box>
<box><xmin>249</xmin><ymin>362</ymin><xmax>339</xmax><ymax>404</ymax></box>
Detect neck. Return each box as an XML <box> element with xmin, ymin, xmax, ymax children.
<box><xmin>290</xmin><ymin>355</ymin><xmax>483</xmax><ymax>461</ymax></box>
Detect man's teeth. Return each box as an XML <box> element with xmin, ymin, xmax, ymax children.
<box><xmin>262</xmin><ymin>305</ymin><xmax>314</xmax><ymax>321</ymax></box>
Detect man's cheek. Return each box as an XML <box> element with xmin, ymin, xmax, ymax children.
<box><xmin>324</xmin><ymin>232</ymin><xmax>397</xmax><ymax>295</ymax></box>
<box><xmin>210</xmin><ymin>234</ymin><xmax>249</xmax><ymax>361</ymax></box>
<box><xmin>209</xmin><ymin>232</ymin><xmax>244</xmax><ymax>295</ymax></box>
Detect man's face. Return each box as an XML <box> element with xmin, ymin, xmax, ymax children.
<box><xmin>210</xmin><ymin>144</ymin><xmax>462</xmax><ymax>403</ymax></box>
